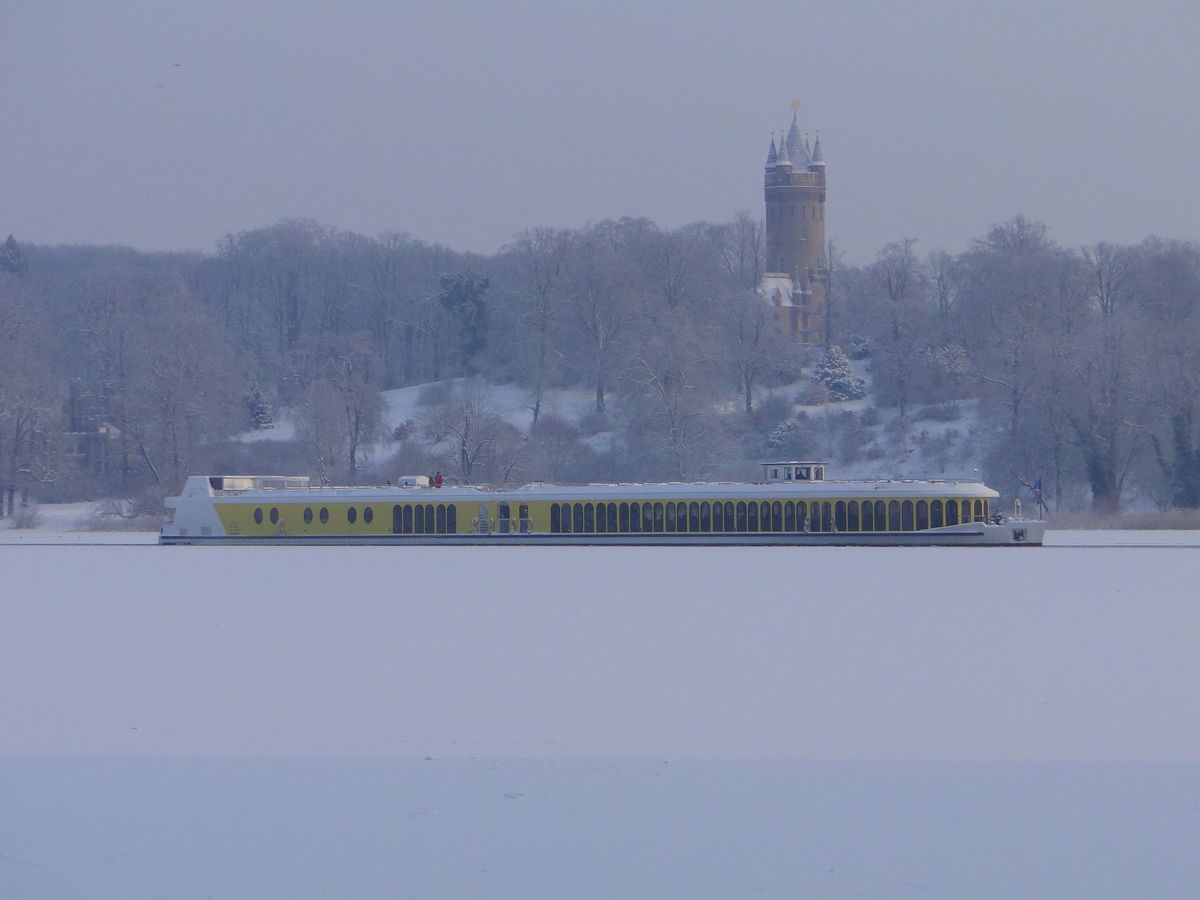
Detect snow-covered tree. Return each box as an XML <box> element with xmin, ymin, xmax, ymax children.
<box><xmin>813</xmin><ymin>346</ymin><xmax>866</xmax><ymax>401</ymax></box>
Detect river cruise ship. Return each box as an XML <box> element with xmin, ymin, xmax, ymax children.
<box><xmin>160</xmin><ymin>461</ymin><xmax>1043</xmax><ymax>546</ymax></box>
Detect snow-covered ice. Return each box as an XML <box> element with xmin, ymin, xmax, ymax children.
<box><xmin>2</xmin><ymin>537</ymin><xmax>1199</xmax><ymax>897</ymax></box>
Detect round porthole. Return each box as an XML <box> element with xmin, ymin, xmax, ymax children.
<box><xmin>364</xmin><ymin>507</ymin><xmax>373</xmax><ymax>524</ymax></box>
<box><xmin>304</xmin><ymin>508</ymin><xmax>313</xmax><ymax>524</ymax></box>
<box><xmin>254</xmin><ymin>507</ymin><xmax>263</xmax><ymax>525</ymax></box>
<box><xmin>269</xmin><ymin>508</ymin><xmax>279</xmax><ymax>525</ymax></box>
<box><xmin>348</xmin><ymin>507</ymin><xmax>357</xmax><ymax>524</ymax></box>
<box><xmin>319</xmin><ymin>507</ymin><xmax>329</xmax><ymax>524</ymax></box>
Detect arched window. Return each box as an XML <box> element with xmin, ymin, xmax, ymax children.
<box><xmin>415</xmin><ymin>504</ymin><xmax>425</xmax><ymax>533</ymax></box>
<box><xmin>916</xmin><ymin>500</ymin><xmax>928</xmax><ymax>530</ymax></box>
<box><xmin>573</xmin><ymin>503</ymin><xmax>585</xmax><ymax>533</ymax></box>
<box><xmin>931</xmin><ymin>499</ymin><xmax>944</xmax><ymax>529</ymax></box>
<box><xmin>724</xmin><ymin>502</ymin><xmax>734</xmax><ymax>530</ymax></box>
<box><xmin>498</xmin><ymin>502</ymin><xmax>511</xmax><ymax>534</ymax></box>
<box><xmin>902</xmin><ymin>501</ymin><xmax>914</xmax><ymax>531</ymax></box>
<box><xmin>736</xmin><ymin>502</ymin><xmax>748</xmax><ymax>532</ymax></box>
<box><xmin>821</xmin><ymin>502</ymin><xmax>833</xmax><ymax>532</ymax></box>
<box><xmin>747</xmin><ymin>501</ymin><xmax>758</xmax><ymax>532</ymax></box>
<box><xmin>436</xmin><ymin>504</ymin><xmax>447</xmax><ymax>534</ymax></box>
<box><xmin>835</xmin><ymin>501</ymin><xmax>847</xmax><ymax>532</ymax></box>
<box><xmin>596</xmin><ymin>502</ymin><xmax>608</xmax><ymax>533</ymax></box>
<box><xmin>945</xmin><ymin>499</ymin><xmax>958</xmax><ymax>526</ymax></box>
<box><xmin>304</xmin><ymin>508</ymin><xmax>313</xmax><ymax>524</ymax></box>
<box><xmin>448</xmin><ymin>505</ymin><xmax>457</xmax><ymax>533</ymax></box>
<box><xmin>607</xmin><ymin>503</ymin><xmax>617</xmax><ymax>532</ymax></box>
<box><xmin>559</xmin><ymin>503</ymin><xmax>571</xmax><ymax>533</ymax></box>
<box><xmin>964</xmin><ymin>499</ymin><xmax>974</xmax><ymax>523</ymax></box>
<box><xmin>860</xmin><ymin>500</ymin><xmax>873</xmax><ymax>531</ymax></box>
<box><xmin>712</xmin><ymin>502</ymin><xmax>724</xmax><ymax>531</ymax></box>
<box><xmin>847</xmin><ymin>501</ymin><xmax>859</xmax><ymax>532</ymax></box>
<box><xmin>875</xmin><ymin>500</ymin><xmax>886</xmax><ymax>531</ymax></box>
<box><xmin>784</xmin><ymin>501</ymin><xmax>796</xmax><ymax>531</ymax></box>
<box><xmin>628</xmin><ymin>502</ymin><xmax>640</xmax><ymax>532</ymax></box>
<box><xmin>982</xmin><ymin>499</ymin><xmax>989</xmax><ymax>520</ymax></box>
<box><xmin>665</xmin><ymin>502</ymin><xmax>677</xmax><ymax>532</ymax></box>
<box><xmin>689</xmin><ymin>502</ymin><xmax>700</xmax><ymax>532</ymax></box>
<box><xmin>584</xmin><ymin>503</ymin><xmax>595</xmax><ymax>533</ymax></box>
<box><xmin>403</xmin><ymin>505</ymin><xmax>412</xmax><ymax>534</ymax></box>
<box><xmin>771</xmin><ymin>501</ymin><xmax>783</xmax><ymax>532</ymax></box>
<box><xmin>619</xmin><ymin>503</ymin><xmax>630</xmax><ymax>532</ymax></box>
<box><xmin>424</xmin><ymin>505</ymin><xmax>434</xmax><ymax>533</ymax></box>
<box><xmin>643</xmin><ymin>502</ymin><xmax>654</xmax><ymax>532</ymax></box>
<box><xmin>888</xmin><ymin>501</ymin><xmax>901</xmax><ymax>531</ymax></box>
<box><xmin>653</xmin><ymin>502</ymin><xmax>665</xmax><ymax>532</ymax></box>
<box><xmin>700</xmin><ymin>502</ymin><xmax>711</xmax><ymax>532</ymax></box>
<box><xmin>392</xmin><ymin>505</ymin><xmax>402</xmax><ymax>534</ymax></box>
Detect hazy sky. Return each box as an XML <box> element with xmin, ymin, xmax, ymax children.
<box><xmin>2</xmin><ymin>0</ymin><xmax>1197</xmax><ymax>262</ymax></box>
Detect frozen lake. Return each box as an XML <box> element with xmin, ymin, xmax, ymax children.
<box><xmin>2</xmin><ymin>532</ymin><xmax>1199</xmax><ymax>897</ymax></box>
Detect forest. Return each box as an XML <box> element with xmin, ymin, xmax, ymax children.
<box><xmin>1</xmin><ymin>213</ymin><xmax>1198</xmax><ymax>520</ymax></box>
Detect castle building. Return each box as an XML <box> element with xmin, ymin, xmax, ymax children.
<box><xmin>760</xmin><ymin>105</ymin><xmax>827</xmax><ymax>344</ymax></box>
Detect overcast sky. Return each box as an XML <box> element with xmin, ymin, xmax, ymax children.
<box><xmin>2</xmin><ymin>0</ymin><xmax>1197</xmax><ymax>263</ymax></box>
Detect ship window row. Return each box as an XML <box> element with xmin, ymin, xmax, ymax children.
<box><xmin>253</xmin><ymin>506</ymin><xmax>373</xmax><ymax>527</ymax></box>
<box><xmin>391</xmin><ymin>503</ymin><xmax>457</xmax><ymax>535</ymax></box>
<box><xmin>547</xmin><ymin>498</ymin><xmax>989</xmax><ymax>534</ymax></box>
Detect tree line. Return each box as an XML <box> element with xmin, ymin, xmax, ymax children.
<box><xmin>0</xmin><ymin>213</ymin><xmax>1197</xmax><ymax>518</ymax></box>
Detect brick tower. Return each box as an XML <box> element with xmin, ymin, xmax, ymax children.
<box><xmin>760</xmin><ymin>103</ymin><xmax>827</xmax><ymax>344</ymax></box>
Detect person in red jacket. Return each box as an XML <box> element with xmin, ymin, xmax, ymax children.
<box><xmin>434</xmin><ymin>471</ymin><xmax>443</xmax><ymax>488</ymax></box>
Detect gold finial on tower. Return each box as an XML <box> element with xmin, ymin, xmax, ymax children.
<box><xmin>790</xmin><ymin>100</ymin><xmax>802</xmax><ymax>112</ymax></box>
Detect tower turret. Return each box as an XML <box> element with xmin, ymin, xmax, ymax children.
<box><xmin>765</xmin><ymin>136</ymin><xmax>778</xmax><ymax>168</ymax></box>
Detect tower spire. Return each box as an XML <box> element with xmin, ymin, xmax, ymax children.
<box><xmin>776</xmin><ymin>131</ymin><xmax>791</xmax><ymax>165</ymax></box>
<box><xmin>811</xmin><ymin>132</ymin><xmax>824</xmax><ymax>164</ymax></box>
<box><xmin>765</xmin><ymin>135</ymin><xmax>778</xmax><ymax>168</ymax></box>
<box><xmin>785</xmin><ymin>110</ymin><xmax>808</xmax><ymax>166</ymax></box>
